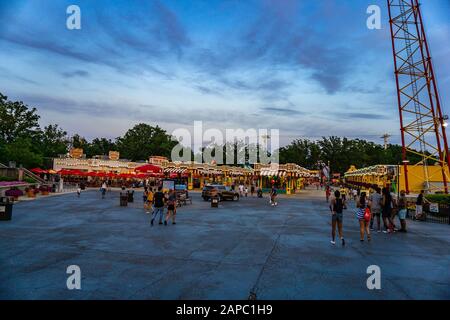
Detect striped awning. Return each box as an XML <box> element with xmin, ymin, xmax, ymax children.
<box><xmin>164</xmin><ymin>168</ymin><xmax>186</xmax><ymax>174</ymax></box>
<box><xmin>261</xmin><ymin>170</ymin><xmax>280</xmax><ymax>176</ymax></box>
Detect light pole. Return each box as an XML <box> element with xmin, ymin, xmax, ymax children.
<box><xmin>400</xmin><ymin>160</ymin><xmax>410</xmax><ymax>195</ymax></box>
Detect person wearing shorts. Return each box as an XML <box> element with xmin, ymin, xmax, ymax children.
<box><xmin>381</xmin><ymin>187</ymin><xmax>395</xmax><ymax>233</ymax></box>
<box><xmin>329</xmin><ymin>190</ymin><xmax>345</xmax><ymax>246</ymax></box>
<box><xmin>369</xmin><ymin>187</ymin><xmax>382</xmax><ymax>232</ymax></box>
<box><xmin>270</xmin><ymin>186</ymin><xmax>278</xmax><ymax>206</ymax></box>
<box><xmin>415</xmin><ymin>190</ymin><xmax>425</xmax><ymax>220</ymax></box>
<box><xmin>397</xmin><ymin>190</ymin><xmax>407</xmax><ymax>232</ymax></box>
<box><xmin>146</xmin><ymin>188</ymin><xmax>154</xmax><ymax>214</ymax></box>
<box><xmin>151</xmin><ymin>186</ymin><xmax>165</xmax><ymax>226</ymax></box>
<box><xmin>357</xmin><ymin>192</ymin><xmax>371</xmax><ymax>242</ymax></box>
<box><xmin>165</xmin><ymin>189</ymin><xmax>177</xmax><ymax>225</ymax></box>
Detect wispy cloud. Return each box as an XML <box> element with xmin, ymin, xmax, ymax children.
<box><xmin>61</xmin><ymin>70</ymin><xmax>90</xmax><ymax>78</ymax></box>
<box><xmin>1</xmin><ymin>0</ymin><xmax>449</xmax><ymax>146</ymax></box>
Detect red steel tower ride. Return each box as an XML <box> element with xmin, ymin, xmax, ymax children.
<box><xmin>387</xmin><ymin>0</ymin><xmax>450</xmax><ymax>194</ymax></box>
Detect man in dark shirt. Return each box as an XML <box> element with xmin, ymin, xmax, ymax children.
<box><xmin>151</xmin><ymin>186</ymin><xmax>165</xmax><ymax>226</ymax></box>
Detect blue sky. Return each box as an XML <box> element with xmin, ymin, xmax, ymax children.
<box><xmin>0</xmin><ymin>0</ymin><xmax>449</xmax><ymax>146</ymax></box>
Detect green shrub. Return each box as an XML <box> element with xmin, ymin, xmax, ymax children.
<box><xmin>425</xmin><ymin>194</ymin><xmax>450</xmax><ymax>205</ymax></box>
<box><xmin>0</xmin><ymin>176</ymin><xmax>16</xmax><ymax>182</ymax></box>
<box><xmin>23</xmin><ymin>177</ymin><xmax>36</xmax><ymax>184</ymax></box>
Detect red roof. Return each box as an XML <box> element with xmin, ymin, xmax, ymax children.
<box><xmin>30</xmin><ymin>168</ymin><xmax>47</xmax><ymax>174</ymax></box>
<box><xmin>135</xmin><ymin>164</ymin><xmax>162</xmax><ymax>173</ymax></box>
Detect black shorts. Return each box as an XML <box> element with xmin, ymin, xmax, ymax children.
<box><xmin>382</xmin><ymin>208</ymin><xmax>391</xmax><ymax>218</ymax></box>
<box><xmin>168</xmin><ymin>204</ymin><xmax>175</xmax><ymax>211</ymax></box>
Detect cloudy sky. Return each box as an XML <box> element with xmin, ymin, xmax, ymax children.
<box><xmin>0</xmin><ymin>0</ymin><xmax>449</xmax><ymax>146</ymax></box>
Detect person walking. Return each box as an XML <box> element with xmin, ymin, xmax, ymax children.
<box><xmin>251</xmin><ymin>184</ymin><xmax>255</xmax><ymax>197</ymax></box>
<box><xmin>329</xmin><ymin>190</ymin><xmax>345</xmax><ymax>246</ymax></box>
<box><xmin>143</xmin><ymin>187</ymin><xmax>148</xmax><ymax>204</ymax></box>
<box><xmin>415</xmin><ymin>190</ymin><xmax>425</xmax><ymax>220</ymax></box>
<box><xmin>340</xmin><ymin>186</ymin><xmax>347</xmax><ymax>202</ymax></box>
<box><xmin>151</xmin><ymin>186</ymin><xmax>165</xmax><ymax>226</ymax></box>
<box><xmin>146</xmin><ymin>188</ymin><xmax>154</xmax><ymax>214</ymax></box>
<box><xmin>397</xmin><ymin>190</ymin><xmax>408</xmax><ymax>232</ymax></box>
<box><xmin>244</xmin><ymin>186</ymin><xmax>248</xmax><ymax>197</ymax></box>
<box><xmin>325</xmin><ymin>186</ymin><xmax>331</xmax><ymax>203</ymax></box>
<box><xmin>239</xmin><ymin>183</ymin><xmax>244</xmax><ymax>197</ymax></box>
<box><xmin>381</xmin><ymin>187</ymin><xmax>395</xmax><ymax>233</ymax></box>
<box><xmin>76</xmin><ymin>184</ymin><xmax>81</xmax><ymax>197</ymax></box>
<box><xmin>165</xmin><ymin>189</ymin><xmax>177</xmax><ymax>225</ymax></box>
<box><xmin>270</xmin><ymin>186</ymin><xmax>278</xmax><ymax>206</ymax></box>
<box><xmin>101</xmin><ymin>181</ymin><xmax>107</xmax><ymax>199</ymax></box>
<box><xmin>356</xmin><ymin>192</ymin><xmax>371</xmax><ymax>242</ymax></box>
<box><xmin>369</xmin><ymin>187</ymin><xmax>382</xmax><ymax>232</ymax></box>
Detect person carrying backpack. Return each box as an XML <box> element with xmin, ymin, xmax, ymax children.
<box><xmin>329</xmin><ymin>190</ymin><xmax>345</xmax><ymax>246</ymax></box>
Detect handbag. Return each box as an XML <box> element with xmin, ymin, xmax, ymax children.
<box><xmin>364</xmin><ymin>207</ymin><xmax>371</xmax><ymax>222</ymax></box>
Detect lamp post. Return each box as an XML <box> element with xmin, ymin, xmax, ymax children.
<box><xmin>400</xmin><ymin>160</ymin><xmax>410</xmax><ymax>195</ymax></box>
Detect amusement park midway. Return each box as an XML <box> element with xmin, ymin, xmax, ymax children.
<box><xmin>1</xmin><ymin>0</ymin><xmax>450</xmax><ymax>303</ymax></box>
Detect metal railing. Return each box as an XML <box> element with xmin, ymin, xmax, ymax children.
<box><xmin>406</xmin><ymin>204</ymin><xmax>450</xmax><ymax>225</ymax></box>
<box><xmin>21</xmin><ymin>168</ymin><xmax>48</xmax><ymax>185</ymax></box>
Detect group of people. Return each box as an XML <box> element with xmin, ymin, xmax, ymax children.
<box><xmin>235</xmin><ymin>183</ymin><xmax>257</xmax><ymax>197</ymax></box>
<box><xmin>328</xmin><ymin>185</ymin><xmax>412</xmax><ymax>245</ymax></box>
<box><xmin>143</xmin><ymin>187</ymin><xmax>177</xmax><ymax>226</ymax></box>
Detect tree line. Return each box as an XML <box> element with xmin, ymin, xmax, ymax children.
<box><xmin>0</xmin><ymin>93</ymin><xmax>177</xmax><ymax>168</ymax></box>
<box><xmin>1</xmin><ymin>93</ymin><xmax>419</xmax><ymax>174</ymax></box>
<box><xmin>279</xmin><ymin>137</ymin><xmax>422</xmax><ymax>175</ymax></box>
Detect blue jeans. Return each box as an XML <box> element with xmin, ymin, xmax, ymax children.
<box><xmin>152</xmin><ymin>206</ymin><xmax>164</xmax><ymax>222</ymax></box>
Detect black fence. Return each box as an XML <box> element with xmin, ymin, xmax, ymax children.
<box><xmin>406</xmin><ymin>203</ymin><xmax>450</xmax><ymax>225</ymax></box>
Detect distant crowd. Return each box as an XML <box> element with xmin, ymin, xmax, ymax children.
<box><xmin>326</xmin><ymin>184</ymin><xmax>426</xmax><ymax>245</ymax></box>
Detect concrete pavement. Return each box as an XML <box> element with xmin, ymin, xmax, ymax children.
<box><xmin>0</xmin><ymin>187</ymin><xmax>449</xmax><ymax>299</ymax></box>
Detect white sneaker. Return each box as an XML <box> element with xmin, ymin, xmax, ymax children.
<box><xmin>330</xmin><ymin>240</ymin><xmax>336</xmax><ymax>245</ymax></box>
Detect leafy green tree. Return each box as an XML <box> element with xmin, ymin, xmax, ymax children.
<box><xmin>70</xmin><ymin>134</ymin><xmax>89</xmax><ymax>150</ymax></box>
<box><xmin>38</xmin><ymin>124</ymin><xmax>70</xmax><ymax>158</ymax></box>
<box><xmin>0</xmin><ymin>93</ymin><xmax>41</xmax><ymax>143</ymax></box>
<box><xmin>116</xmin><ymin>123</ymin><xmax>178</xmax><ymax>161</ymax></box>
<box><xmin>85</xmin><ymin>138</ymin><xmax>117</xmax><ymax>158</ymax></box>
<box><xmin>3</xmin><ymin>137</ymin><xmax>43</xmax><ymax>168</ymax></box>
<box><xmin>279</xmin><ymin>139</ymin><xmax>320</xmax><ymax>168</ymax></box>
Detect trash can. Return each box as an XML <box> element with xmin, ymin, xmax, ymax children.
<box><xmin>127</xmin><ymin>191</ymin><xmax>134</xmax><ymax>203</ymax></box>
<box><xmin>120</xmin><ymin>193</ymin><xmax>128</xmax><ymax>207</ymax></box>
<box><xmin>0</xmin><ymin>197</ymin><xmax>13</xmax><ymax>221</ymax></box>
<box><xmin>211</xmin><ymin>197</ymin><xmax>219</xmax><ymax>208</ymax></box>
